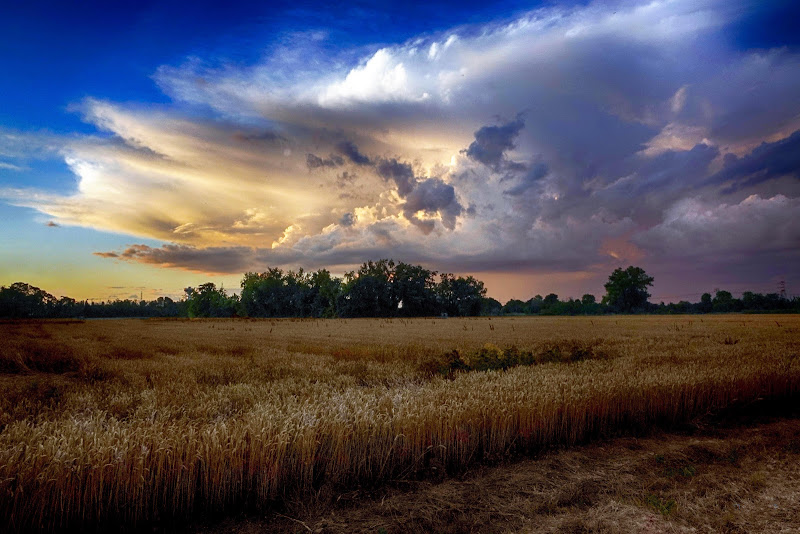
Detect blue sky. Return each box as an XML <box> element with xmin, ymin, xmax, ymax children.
<box><xmin>1</xmin><ymin>0</ymin><xmax>798</xmax><ymax>302</ymax></box>
<box><xmin>2</xmin><ymin>0</ymin><xmax>561</xmax><ymax>131</ymax></box>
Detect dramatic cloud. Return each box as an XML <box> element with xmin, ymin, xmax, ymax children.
<box><xmin>335</xmin><ymin>141</ymin><xmax>371</xmax><ymax>166</ymax></box>
<box><xmin>96</xmin><ymin>243</ymin><xmax>258</xmax><ymax>273</ymax></box>
<box><xmin>402</xmin><ymin>178</ymin><xmax>462</xmax><ymax>233</ymax></box>
<box><xmin>635</xmin><ymin>194</ymin><xmax>800</xmax><ymax>258</ymax></box>
<box><xmin>709</xmin><ymin>129</ymin><xmax>800</xmax><ymax>192</ymax></box>
<box><xmin>375</xmin><ymin>158</ymin><xmax>416</xmax><ymax>197</ymax></box>
<box><xmin>503</xmin><ymin>161</ymin><xmax>549</xmax><ymax>197</ymax></box>
<box><xmin>464</xmin><ymin>118</ymin><xmax>525</xmax><ymax>171</ymax></box>
<box><xmin>2</xmin><ymin>0</ymin><xmax>798</xmax><ymax>291</ymax></box>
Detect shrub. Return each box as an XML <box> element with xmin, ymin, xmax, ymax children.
<box><xmin>644</xmin><ymin>494</ymin><xmax>677</xmax><ymax>516</ymax></box>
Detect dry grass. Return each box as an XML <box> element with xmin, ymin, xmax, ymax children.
<box><xmin>240</xmin><ymin>414</ymin><xmax>800</xmax><ymax>534</ymax></box>
<box><xmin>0</xmin><ymin>315</ymin><xmax>798</xmax><ymax>531</ymax></box>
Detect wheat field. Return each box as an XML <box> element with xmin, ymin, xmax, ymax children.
<box><xmin>1</xmin><ymin>315</ymin><xmax>798</xmax><ymax>531</ymax></box>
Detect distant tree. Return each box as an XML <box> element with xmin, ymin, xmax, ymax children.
<box><xmin>699</xmin><ymin>292</ymin><xmax>713</xmax><ymax>313</ymax></box>
<box><xmin>240</xmin><ymin>269</ymin><xmax>286</xmax><ymax>317</ymax></box>
<box><xmin>526</xmin><ymin>295</ymin><xmax>544</xmax><ymax>314</ymax></box>
<box><xmin>480</xmin><ymin>297</ymin><xmax>502</xmax><ymax>316</ymax></box>
<box><xmin>712</xmin><ymin>290</ymin><xmax>739</xmax><ymax>313</ymax></box>
<box><xmin>307</xmin><ymin>269</ymin><xmax>340</xmax><ymax>317</ymax></box>
<box><xmin>602</xmin><ymin>266</ymin><xmax>654</xmax><ymax>313</ymax></box>
<box><xmin>741</xmin><ymin>291</ymin><xmax>759</xmax><ymax>311</ymax></box>
<box><xmin>580</xmin><ymin>293</ymin><xmax>602</xmax><ymax>315</ymax></box>
<box><xmin>0</xmin><ymin>282</ymin><xmax>57</xmax><ymax>318</ymax></box>
<box><xmin>538</xmin><ymin>293</ymin><xmax>560</xmax><ymax>314</ymax></box>
<box><xmin>501</xmin><ymin>299</ymin><xmax>528</xmax><ymax>315</ymax></box>
<box><xmin>337</xmin><ymin>260</ymin><xmax>397</xmax><ymax>317</ymax></box>
<box><xmin>437</xmin><ymin>274</ymin><xmax>486</xmax><ymax>316</ymax></box>
<box><xmin>393</xmin><ymin>262</ymin><xmax>438</xmax><ymax>316</ymax></box>
<box><xmin>186</xmin><ymin>283</ymin><xmax>238</xmax><ymax>318</ymax></box>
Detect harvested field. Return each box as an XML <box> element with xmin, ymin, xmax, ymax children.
<box><xmin>1</xmin><ymin>315</ymin><xmax>798</xmax><ymax>531</ymax></box>
<box><xmin>216</xmin><ymin>412</ymin><xmax>800</xmax><ymax>534</ymax></box>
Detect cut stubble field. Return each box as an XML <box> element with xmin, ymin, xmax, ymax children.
<box><xmin>1</xmin><ymin>315</ymin><xmax>799</xmax><ymax>532</ymax></box>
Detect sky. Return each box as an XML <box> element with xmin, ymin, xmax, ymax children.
<box><xmin>1</xmin><ymin>0</ymin><xmax>799</xmax><ymax>303</ymax></box>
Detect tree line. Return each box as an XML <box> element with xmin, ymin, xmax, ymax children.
<box><xmin>187</xmin><ymin>259</ymin><xmax>486</xmax><ymax>318</ymax></box>
<box><xmin>485</xmin><ymin>267</ymin><xmax>798</xmax><ymax>315</ymax></box>
<box><xmin>0</xmin><ymin>259</ymin><xmax>487</xmax><ymax>319</ymax></box>
<box><xmin>483</xmin><ymin>289</ymin><xmax>798</xmax><ymax>316</ymax></box>
<box><xmin>1</xmin><ymin>264</ymin><xmax>797</xmax><ymax>319</ymax></box>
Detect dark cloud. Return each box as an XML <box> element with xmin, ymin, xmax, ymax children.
<box><xmin>373</xmin><ymin>155</ymin><xmax>464</xmax><ymax>233</ymax></box>
<box><xmin>335</xmin><ymin>140</ymin><xmax>371</xmax><ymax>165</ymax></box>
<box><xmin>504</xmin><ymin>161</ymin><xmax>549</xmax><ymax>196</ymax></box>
<box><xmin>96</xmin><ymin>244</ymin><xmax>256</xmax><ymax>273</ymax></box>
<box><xmin>403</xmin><ymin>178</ymin><xmax>463</xmax><ymax>233</ymax></box>
<box><xmin>709</xmin><ymin>129</ymin><xmax>800</xmax><ymax>193</ymax></box>
<box><xmin>634</xmin><ymin>194</ymin><xmax>800</xmax><ymax>260</ymax></box>
<box><xmin>695</xmin><ymin>50</ymin><xmax>800</xmax><ymax>145</ymax></box>
<box><xmin>588</xmin><ymin>142</ymin><xmax>720</xmax><ymax>225</ymax></box>
<box><xmin>308</xmin><ymin>140</ymin><xmax>371</xmax><ymax>170</ymax></box>
<box><xmin>375</xmin><ymin>157</ymin><xmax>416</xmax><ymax>196</ymax></box>
<box><xmin>232</xmin><ymin>130</ymin><xmax>286</xmax><ymax>144</ymax></box>
<box><xmin>306</xmin><ymin>152</ymin><xmax>344</xmax><ymax>169</ymax></box>
<box><xmin>15</xmin><ymin>0</ymin><xmax>800</xmax><ymax>298</ymax></box>
<box><xmin>463</xmin><ymin>117</ymin><xmax>525</xmax><ymax>170</ymax></box>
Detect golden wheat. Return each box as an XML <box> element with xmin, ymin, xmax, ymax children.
<box><xmin>0</xmin><ymin>315</ymin><xmax>798</xmax><ymax>531</ymax></box>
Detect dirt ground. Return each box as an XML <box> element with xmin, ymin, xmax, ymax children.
<box><xmin>194</xmin><ymin>409</ymin><xmax>800</xmax><ymax>534</ymax></box>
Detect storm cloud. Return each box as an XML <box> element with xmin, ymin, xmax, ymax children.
<box><xmin>709</xmin><ymin>129</ymin><xmax>800</xmax><ymax>192</ymax></box>
<box><xmin>464</xmin><ymin>118</ymin><xmax>525</xmax><ymax>171</ymax></box>
<box><xmin>403</xmin><ymin>178</ymin><xmax>463</xmax><ymax>233</ymax></box>
<box><xmin>335</xmin><ymin>140</ymin><xmax>371</xmax><ymax>166</ymax></box>
<box><xmin>375</xmin><ymin>158</ymin><xmax>416</xmax><ymax>197</ymax></box>
<box><xmin>3</xmin><ymin>0</ymin><xmax>799</xmax><ymax>298</ymax></box>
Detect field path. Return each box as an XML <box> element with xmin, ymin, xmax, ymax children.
<box><xmin>199</xmin><ymin>412</ymin><xmax>800</xmax><ymax>534</ymax></box>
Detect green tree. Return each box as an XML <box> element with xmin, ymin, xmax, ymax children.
<box><xmin>393</xmin><ymin>262</ymin><xmax>438</xmax><ymax>317</ymax></box>
<box><xmin>539</xmin><ymin>293</ymin><xmax>560</xmax><ymax>314</ymax></box>
<box><xmin>712</xmin><ymin>290</ymin><xmax>737</xmax><ymax>313</ymax></box>
<box><xmin>307</xmin><ymin>269</ymin><xmax>340</xmax><ymax>317</ymax></box>
<box><xmin>501</xmin><ymin>299</ymin><xmax>528</xmax><ymax>315</ymax></box>
<box><xmin>186</xmin><ymin>283</ymin><xmax>238</xmax><ymax>318</ymax></box>
<box><xmin>437</xmin><ymin>274</ymin><xmax>486</xmax><ymax>316</ymax></box>
<box><xmin>480</xmin><ymin>297</ymin><xmax>502</xmax><ymax>316</ymax></box>
<box><xmin>526</xmin><ymin>295</ymin><xmax>544</xmax><ymax>314</ymax></box>
<box><xmin>337</xmin><ymin>259</ymin><xmax>398</xmax><ymax>317</ymax></box>
<box><xmin>580</xmin><ymin>294</ymin><xmax>601</xmax><ymax>315</ymax></box>
<box><xmin>0</xmin><ymin>282</ymin><xmax>57</xmax><ymax>318</ymax></box>
<box><xmin>602</xmin><ymin>266</ymin><xmax>654</xmax><ymax>313</ymax></box>
<box><xmin>240</xmin><ymin>269</ymin><xmax>286</xmax><ymax>317</ymax></box>
<box><xmin>698</xmin><ymin>292</ymin><xmax>712</xmax><ymax>313</ymax></box>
